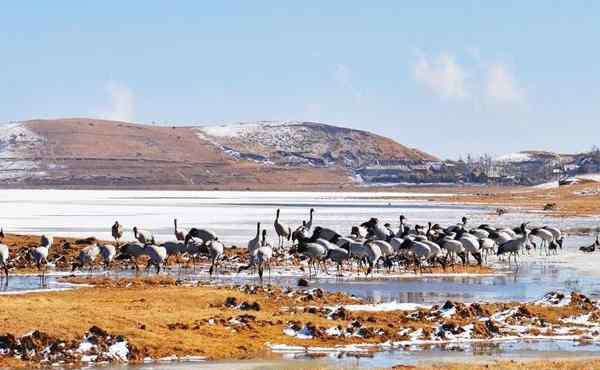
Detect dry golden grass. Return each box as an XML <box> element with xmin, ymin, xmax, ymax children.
<box><xmin>438</xmin><ymin>182</ymin><xmax>600</xmax><ymax>217</ymax></box>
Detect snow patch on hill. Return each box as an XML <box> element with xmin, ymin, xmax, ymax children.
<box><xmin>0</xmin><ymin>122</ymin><xmax>45</xmax><ymax>158</ymax></box>
<box><xmin>199</xmin><ymin>121</ymin><xmax>294</xmax><ymax>138</ymax></box>
<box><xmin>495</xmin><ymin>152</ymin><xmax>532</xmax><ymax>163</ymax></box>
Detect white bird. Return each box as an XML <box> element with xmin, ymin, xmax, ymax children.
<box><xmin>478</xmin><ymin>238</ymin><xmax>497</xmax><ymax>264</ymax></box>
<box><xmin>206</xmin><ymin>240</ymin><xmax>225</xmax><ymax>276</ymax></box>
<box><xmin>458</xmin><ymin>234</ymin><xmax>483</xmax><ymax>265</ymax></box>
<box><xmin>30</xmin><ymin>235</ymin><xmax>53</xmax><ymax>278</ymax></box>
<box><xmin>530</xmin><ymin>228</ymin><xmax>554</xmax><ymax>255</ymax></box>
<box><xmin>440</xmin><ymin>236</ymin><xmax>465</xmax><ymax>265</ymax></box>
<box><xmin>72</xmin><ymin>244</ymin><xmax>100</xmax><ymax>272</ymax></box>
<box><xmin>254</xmin><ymin>229</ymin><xmax>273</xmax><ymax>280</ymax></box>
<box><xmin>133</xmin><ymin>227</ymin><xmax>155</xmax><ymax>245</ymax></box>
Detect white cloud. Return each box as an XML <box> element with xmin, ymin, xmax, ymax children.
<box><xmin>414</xmin><ymin>52</ymin><xmax>468</xmax><ymax>100</ymax></box>
<box><xmin>485</xmin><ymin>63</ymin><xmax>525</xmax><ymax>104</ymax></box>
<box><xmin>104</xmin><ymin>81</ymin><xmax>135</xmax><ymax>122</ymax></box>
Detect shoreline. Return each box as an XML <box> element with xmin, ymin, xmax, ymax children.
<box><xmin>2</xmin><ymin>278</ymin><xmax>600</xmax><ymax>369</ymax></box>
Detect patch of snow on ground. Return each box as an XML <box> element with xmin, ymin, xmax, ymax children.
<box><xmin>341</xmin><ymin>302</ymin><xmax>430</xmax><ymax>312</ymax></box>
<box><xmin>577</xmin><ymin>173</ymin><xmax>600</xmax><ymax>182</ymax></box>
<box><xmin>495</xmin><ymin>152</ymin><xmax>532</xmax><ymax>163</ymax></box>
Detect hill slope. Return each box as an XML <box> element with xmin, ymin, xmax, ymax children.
<box><xmin>0</xmin><ymin>118</ymin><xmax>436</xmax><ymax>189</ymax></box>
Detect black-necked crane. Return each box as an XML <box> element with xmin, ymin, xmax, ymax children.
<box><xmin>274</xmin><ymin>209</ymin><xmax>291</xmax><ymax>248</ymax></box>
<box><xmin>305</xmin><ymin>208</ymin><xmax>315</xmax><ymax>230</ymax></box>
<box><xmin>31</xmin><ymin>234</ymin><xmax>53</xmax><ymax>280</ymax></box>
<box><xmin>206</xmin><ymin>240</ymin><xmax>224</xmax><ymax>277</ymax></box>
<box><xmin>143</xmin><ymin>244</ymin><xmax>167</xmax><ymax>274</ymax></box>
<box><xmin>497</xmin><ymin>223</ymin><xmax>530</xmax><ymax>265</ymax></box>
<box><xmin>133</xmin><ymin>227</ymin><xmax>155</xmax><ymax>245</ymax></box>
<box><xmin>99</xmin><ymin>243</ymin><xmax>116</xmax><ymax>270</ymax></box>
<box><xmin>248</xmin><ymin>222</ymin><xmax>261</xmax><ymax>254</ymax></box>
<box><xmin>112</xmin><ymin>221</ymin><xmax>124</xmax><ymax>245</ymax></box>
<box><xmin>174</xmin><ymin>219</ymin><xmax>187</xmax><ymax>241</ymax></box>
<box><xmin>72</xmin><ymin>243</ymin><xmax>100</xmax><ymax>273</ymax></box>
<box><xmin>115</xmin><ymin>242</ymin><xmax>146</xmax><ymax>271</ymax></box>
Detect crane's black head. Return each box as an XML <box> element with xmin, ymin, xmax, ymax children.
<box><xmin>310</xmin><ymin>208</ymin><xmax>314</xmax><ymax>212</ymax></box>
<box><xmin>462</xmin><ymin>216</ymin><xmax>468</xmax><ymax>225</ymax></box>
<box><xmin>133</xmin><ymin>226</ymin><xmax>138</xmax><ymax>233</ymax></box>
<box><xmin>384</xmin><ymin>223</ymin><xmax>391</xmax><ymax>228</ymax></box>
<box><xmin>400</xmin><ymin>215</ymin><xmax>406</xmax><ymax>221</ymax></box>
<box><xmin>0</xmin><ymin>228</ymin><xmax>4</xmax><ymax>239</ymax></box>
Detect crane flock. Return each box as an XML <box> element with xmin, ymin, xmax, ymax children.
<box><xmin>0</xmin><ymin>206</ymin><xmax>593</xmax><ymax>284</ymax></box>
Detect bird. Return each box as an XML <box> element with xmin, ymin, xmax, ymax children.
<box><xmin>312</xmin><ymin>226</ymin><xmax>341</xmax><ymax>243</ymax></box>
<box><xmin>305</xmin><ymin>208</ymin><xmax>315</xmax><ymax>230</ymax></box>
<box><xmin>0</xmin><ymin>229</ymin><xmax>9</xmax><ymax>278</ymax></box>
<box><xmin>255</xmin><ymin>229</ymin><xmax>274</xmax><ymax>280</ymax></box>
<box><xmin>497</xmin><ymin>223</ymin><xmax>530</xmax><ymax>265</ymax></box>
<box><xmin>530</xmin><ymin>227</ymin><xmax>554</xmax><ymax>255</ymax></box>
<box><xmin>143</xmin><ymin>244</ymin><xmax>167</xmax><ymax>274</ymax></box>
<box><xmin>111</xmin><ymin>221</ymin><xmax>124</xmax><ymax>245</ymax></box>
<box><xmin>478</xmin><ymin>238</ymin><xmax>498</xmax><ymax>264</ymax></box>
<box><xmin>457</xmin><ymin>232</ymin><xmax>483</xmax><ymax>265</ymax></box>
<box><xmin>274</xmin><ymin>209</ymin><xmax>291</xmax><ymax>248</ymax></box>
<box><xmin>115</xmin><ymin>242</ymin><xmax>146</xmax><ymax>271</ymax></box>
<box><xmin>174</xmin><ymin>219</ymin><xmax>187</xmax><ymax>241</ymax></box>
<box><xmin>324</xmin><ymin>244</ymin><xmax>349</xmax><ymax>276</ymax></box>
<box><xmin>248</xmin><ymin>222</ymin><xmax>261</xmax><ymax>254</ymax></box>
<box><xmin>543</xmin><ymin>226</ymin><xmax>564</xmax><ymax>249</ymax></box>
<box><xmin>72</xmin><ymin>244</ymin><xmax>100</xmax><ymax>273</ymax></box>
<box><xmin>98</xmin><ymin>243</ymin><xmax>117</xmax><ymax>270</ymax></box>
<box><xmin>579</xmin><ymin>235</ymin><xmax>599</xmax><ymax>253</ymax></box>
<box><xmin>239</xmin><ymin>229</ymin><xmax>273</xmax><ymax>281</ymax></box>
<box><xmin>160</xmin><ymin>241</ymin><xmax>186</xmax><ymax>268</ymax></box>
<box><xmin>295</xmin><ymin>236</ymin><xmax>327</xmax><ymax>278</ymax></box>
<box><xmin>133</xmin><ymin>227</ymin><xmax>155</xmax><ymax>245</ymax></box>
<box><xmin>292</xmin><ymin>221</ymin><xmax>311</xmax><ymax>244</ymax></box>
<box><xmin>30</xmin><ymin>235</ymin><xmax>53</xmax><ymax>279</ymax></box>
<box><xmin>206</xmin><ymin>240</ymin><xmax>225</xmax><ymax>276</ymax></box>
<box><xmin>184</xmin><ymin>228</ymin><xmax>218</xmax><ymax>246</ymax></box>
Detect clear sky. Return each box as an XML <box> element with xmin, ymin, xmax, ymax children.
<box><xmin>1</xmin><ymin>1</ymin><xmax>599</xmax><ymax>159</ymax></box>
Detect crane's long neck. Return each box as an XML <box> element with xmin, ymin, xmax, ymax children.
<box><xmin>256</xmin><ymin>223</ymin><xmax>260</xmax><ymax>239</ymax></box>
<box><xmin>309</xmin><ymin>210</ymin><xmax>313</xmax><ymax>223</ymax></box>
<box><xmin>174</xmin><ymin>219</ymin><xmax>179</xmax><ymax>233</ymax></box>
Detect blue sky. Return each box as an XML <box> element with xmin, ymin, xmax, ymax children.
<box><xmin>1</xmin><ymin>1</ymin><xmax>599</xmax><ymax>158</ymax></box>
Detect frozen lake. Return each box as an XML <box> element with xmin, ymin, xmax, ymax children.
<box><xmin>0</xmin><ymin>189</ymin><xmax>597</xmax><ymax>246</ymax></box>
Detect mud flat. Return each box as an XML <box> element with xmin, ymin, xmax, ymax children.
<box><xmin>3</xmin><ymin>277</ymin><xmax>600</xmax><ymax>369</ymax></box>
